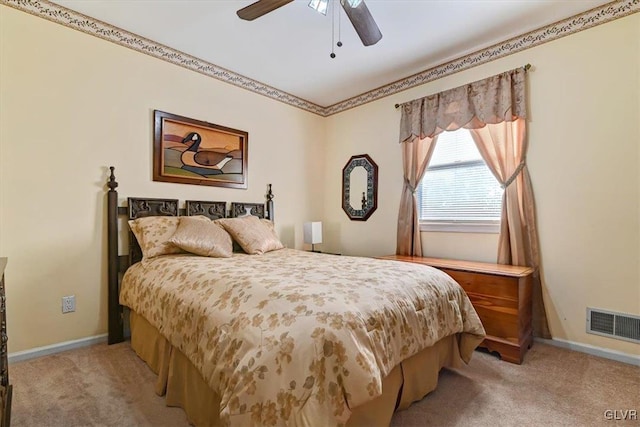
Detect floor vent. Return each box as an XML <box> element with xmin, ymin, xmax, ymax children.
<box><xmin>587</xmin><ymin>308</ymin><xmax>640</xmax><ymax>343</ymax></box>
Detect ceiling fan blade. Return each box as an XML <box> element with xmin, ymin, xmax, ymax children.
<box><xmin>341</xmin><ymin>0</ymin><xmax>382</xmax><ymax>46</ymax></box>
<box><xmin>237</xmin><ymin>0</ymin><xmax>294</xmax><ymax>21</ymax></box>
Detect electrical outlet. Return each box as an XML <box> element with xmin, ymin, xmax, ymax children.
<box><xmin>62</xmin><ymin>295</ymin><xmax>75</xmax><ymax>313</ymax></box>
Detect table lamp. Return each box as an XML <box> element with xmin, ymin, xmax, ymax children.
<box><xmin>303</xmin><ymin>222</ymin><xmax>323</xmax><ymax>252</ymax></box>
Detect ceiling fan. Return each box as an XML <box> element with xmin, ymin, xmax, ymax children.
<box><xmin>237</xmin><ymin>0</ymin><xmax>382</xmax><ymax>47</ymax></box>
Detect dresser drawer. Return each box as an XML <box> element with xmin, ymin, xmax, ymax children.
<box><xmin>465</xmin><ymin>292</ymin><xmax>518</xmax><ymax>313</ymax></box>
<box><xmin>442</xmin><ymin>269</ymin><xmax>519</xmax><ymax>300</ymax></box>
<box><xmin>473</xmin><ymin>304</ymin><xmax>519</xmax><ymax>343</ymax></box>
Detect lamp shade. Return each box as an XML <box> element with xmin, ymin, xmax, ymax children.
<box><xmin>303</xmin><ymin>222</ymin><xmax>323</xmax><ymax>245</ymax></box>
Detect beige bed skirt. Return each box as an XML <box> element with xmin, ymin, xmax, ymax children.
<box><xmin>130</xmin><ymin>310</ymin><xmax>466</xmax><ymax>427</ymax></box>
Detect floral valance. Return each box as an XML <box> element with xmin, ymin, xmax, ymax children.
<box><xmin>399</xmin><ymin>67</ymin><xmax>527</xmax><ymax>143</ymax></box>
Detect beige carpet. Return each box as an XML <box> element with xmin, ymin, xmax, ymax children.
<box><xmin>9</xmin><ymin>341</ymin><xmax>639</xmax><ymax>426</ymax></box>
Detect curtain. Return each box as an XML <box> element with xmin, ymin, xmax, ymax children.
<box><xmin>470</xmin><ymin>120</ymin><xmax>550</xmax><ymax>338</ymax></box>
<box><xmin>396</xmin><ymin>119</ymin><xmax>438</xmax><ymax>256</ymax></box>
<box><xmin>397</xmin><ymin>67</ymin><xmax>551</xmax><ymax>338</ymax></box>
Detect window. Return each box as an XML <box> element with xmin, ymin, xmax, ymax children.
<box><xmin>418</xmin><ymin>129</ymin><xmax>503</xmax><ymax>233</ymax></box>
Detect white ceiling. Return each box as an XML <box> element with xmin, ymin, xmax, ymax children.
<box><xmin>50</xmin><ymin>0</ymin><xmax>611</xmax><ymax>107</ymax></box>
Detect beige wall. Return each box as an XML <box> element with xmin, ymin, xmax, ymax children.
<box><xmin>324</xmin><ymin>14</ymin><xmax>640</xmax><ymax>355</ymax></box>
<box><xmin>0</xmin><ymin>7</ymin><xmax>326</xmax><ymax>352</ymax></box>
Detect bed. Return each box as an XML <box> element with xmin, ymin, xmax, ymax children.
<box><xmin>105</xmin><ymin>167</ymin><xmax>485</xmax><ymax>427</ymax></box>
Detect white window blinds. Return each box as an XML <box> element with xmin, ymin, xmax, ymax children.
<box><xmin>418</xmin><ymin>129</ymin><xmax>503</xmax><ymax>227</ymax></box>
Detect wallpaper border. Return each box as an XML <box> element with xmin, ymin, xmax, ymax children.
<box><xmin>3</xmin><ymin>0</ymin><xmax>638</xmax><ymax>117</ymax></box>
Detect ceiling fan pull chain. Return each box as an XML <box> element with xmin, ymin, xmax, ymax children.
<box><xmin>330</xmin><ymin>0</ymin><xmax>336</xmax><ymax>58</ymax></box>
<box><xmin>337</xmin><ymin>0</ymin><xmax>343</xmax><ymax>48</ymax></box>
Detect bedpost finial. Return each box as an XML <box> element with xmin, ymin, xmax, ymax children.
<box><xmin>107</xmin><ymin>166</ymin><xmax>118</xmax><ymax>191</ymax></box>
<box><xmin>266</xmin><ymin>183</ymin><xmax>274</xmax><ymax>201</ymax></box>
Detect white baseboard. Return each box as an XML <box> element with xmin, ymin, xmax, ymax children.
<box><xmin>535</xmin><ymin>337</ymin><xmax>640</xmax><ymax>366</ymax></box>
<box><xmin>8</xmin><ymin>334</ymin><xmax>108</xmax><ymax>364</ymax></box>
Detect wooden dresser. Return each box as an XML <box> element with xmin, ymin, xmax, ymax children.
<box><xmin>0</xmin><ymin>258</ymin><xmax>10</xmax><ymax>427</ymax></box>
<box><xmin>378</xmin><ymin>255</ymin><xmax>534</xmax><ymax>364</ymax></box>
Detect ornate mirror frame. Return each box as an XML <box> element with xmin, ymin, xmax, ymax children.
<box><xmin>342</xmin><ymin>154</ymin><xmax>378</xmax><ymax>221</ymax></box>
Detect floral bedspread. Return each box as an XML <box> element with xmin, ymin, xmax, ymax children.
<box><xmin>120</xmin><ymin>249</ymin><xmax>485</xmax><ymax>426</ymax></box>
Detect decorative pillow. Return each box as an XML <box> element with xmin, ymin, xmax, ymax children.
<box><xmin>216</xmin><ymin>216</ymin><xmax>284</xmax><ymax>255</ymax></box>
<box><xmin>261</xmin><ymin>218</ymin><xmax>277</xmax><ymax>232</ymax></box>
<box><xmin>169</xmin><ymin>216</ymin><xmax>233</xmax><ymax>258</ymax></box>
<box><xmin>128</xmin><ymin>216</ymin><xmax>184</xmax><ymax>259</ymax></box>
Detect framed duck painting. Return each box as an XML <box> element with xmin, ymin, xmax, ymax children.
<box><xmin>153</xmin><ymin>110</ymin><xmax>248</xmax><ymax>189</ymax></box>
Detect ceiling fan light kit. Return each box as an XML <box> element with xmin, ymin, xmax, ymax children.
<box><xmin>309</xmin><ymin>0</ymin><xmax>329</xmax><ymax>15</ymax></box>
<box><xmin>310</xmin><ymin>0</ymin><xmax>362</xmax><ymax>14</ymax></box>
<box><xmin>238</xmin><ymin>0</ymin><xmax>382</xmax><ymax>54</ymax></box>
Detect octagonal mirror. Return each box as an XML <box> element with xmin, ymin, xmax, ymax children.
<box><xmin>342</xmin><ymin>154</ymin><xmax>378</xmax><ymax>221</ymax></box>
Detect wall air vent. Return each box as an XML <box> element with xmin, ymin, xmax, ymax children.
<box><xmin>587</xmin><ymin>308</ymin><xmax>640</xmax><ymax>343</ymax></box>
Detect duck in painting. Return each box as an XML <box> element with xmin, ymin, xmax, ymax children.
<box><xmin>180</xmin><ymin>132</ymin><xmax>233</xmax><ymax>176</ymax></box>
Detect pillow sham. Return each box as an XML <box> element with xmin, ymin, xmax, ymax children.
<box><xmin>169</xmin><ymin>216</ymin><xmax>233</xmax><ymax>258</ymax></box>
<box><xmin>128</xmin><ymin>216</ymin><xmax>184</xmax><ymax>260</ymax></box>
<box><xmin>216</xmin><ymin>216</ymin><xmax>284</xmax><ymax>255</ymax></box>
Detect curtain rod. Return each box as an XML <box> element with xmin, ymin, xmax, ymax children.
<box><xmin>394</xmin><ymin>63</ymin><xmax>532</xmax><ymax>109</ymax></box>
